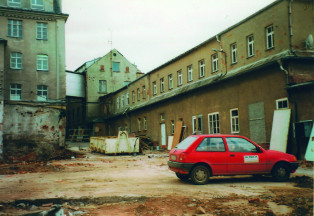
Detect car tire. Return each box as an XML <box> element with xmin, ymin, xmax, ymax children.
<box><xmin>175</xmin><ymin>173</ymin><xmax>190</xmax><ymax>181</ymax></box>
<box><xmin>190</xmin><ymin>165</ymin><xmax>210</xmax><ymax>185</ymax></box>
<box><xmin>272</xmin><ymin>163</ymin><xmax>291</xmax><ymax>182</ymax></box>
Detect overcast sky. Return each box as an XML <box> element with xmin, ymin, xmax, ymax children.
<box><xmin>63</xmin><ymin>0</ymin><xmax>276</xmax><ymax>73</ymax></box>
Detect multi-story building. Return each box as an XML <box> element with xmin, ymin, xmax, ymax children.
<box><xmin>0</xmin><ymin>0</ymin><xmax>68</xmax><ymax>160</ymax></box>
<box><xmin>100</xmin><ymin>0</ymin><xmax>314</xmax><ymax>159</ymax></box>
<box><xmin>72</xmin><ymin>49</ymin><xmax>143</xmax><ymax>135</ymax></box>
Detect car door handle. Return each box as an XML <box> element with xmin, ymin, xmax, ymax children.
<box><xmin>230</xmin><ymin>154</ymin><xmax>235</xmax><ymax>157</ymax></box>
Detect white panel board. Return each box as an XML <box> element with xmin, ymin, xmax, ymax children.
<box><xmin>270</xmin><ymin>109</ymin><xmax>291</xmax><ymax>152</ymax></box>
<box><xmin>305</xmin><ymin>125</ymin><xmax>314</xmax><ymax>161</ymax></box>
<box><xmin>168</xmin><ymin>136</ymin><xmax>173</xmax><ymax>150</ymax></box>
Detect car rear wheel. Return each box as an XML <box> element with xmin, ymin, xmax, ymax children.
<box><xmin>175</xmin><ymin>173</ymin><xmax>190</xmax><ymax>181</ymax></box>
<box><xmin>272</xmin><ymin>163</ymin><xmax>291</xmax><ymax>182</ymax></box>
<box><xmin>190</xmin><ymin>165</ymin><xmax>210</xmax><ymax>185</ymax></box>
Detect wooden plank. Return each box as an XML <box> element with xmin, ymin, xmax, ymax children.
<box><xmin>171</xmin><ymin>121</ymin><xmax>183</xmax><ymax>149</ymax></box>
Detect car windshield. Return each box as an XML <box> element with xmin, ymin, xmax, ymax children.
<box><xmin>175</xmin><ymin>136</ymin><xmax>198</xmax><ymax>150</ymax></box>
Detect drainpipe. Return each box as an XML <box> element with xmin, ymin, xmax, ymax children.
<box><xmin>288</xmin><ymin>0</ymin><xmax>295</xmax><ymax>54</ymax></box>
<box><xmin>55</xmin><ymin>21</ymin><xmax>60</xmax><ymax>99</ymax></box>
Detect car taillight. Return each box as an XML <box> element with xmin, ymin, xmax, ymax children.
<box><xmin>179</xmin><ymin>152</ymin><xmax>188</xmax><ymax>162</ymax></box>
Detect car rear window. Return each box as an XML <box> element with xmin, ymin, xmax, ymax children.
<box><xmin>174</xmin><ymin>136</ymin><xmax>198</xmax><ymax>150</ymax></box>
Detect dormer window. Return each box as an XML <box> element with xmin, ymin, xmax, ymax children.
<box><xmin>31</xmin><ymin>0</ymin><xmax>44</xmax><ymax>10</ymax></box>
<box><xmin>8</xmin><ymin>0</ymin><xmax>21</xmax><ymax>7</ymax></box>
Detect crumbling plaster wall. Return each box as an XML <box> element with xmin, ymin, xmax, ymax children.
<box><xmin>3</xmin><ymin>104</ymin><xmax>66</xmax><ymax>160</ymax></box>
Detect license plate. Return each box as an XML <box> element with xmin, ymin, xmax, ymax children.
<box><xmin>171</xmin><ymin>155</ymin><xmax>177</xmax><ymax>161</ymax></box>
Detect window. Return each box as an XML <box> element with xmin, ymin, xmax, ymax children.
<box><xmin>192</xmin><ymin>115</ymin><xmax>203</xmax><ymax>135</ymax></box>
<box><xmin>226</xmin><ymin>137</ymin><xmax>258</xmax><ymax>153</ymax></box>
<box><xmin>199</xmin><ymin>60</ymin><xmax>205</xmax><ymax>78</ymax></box>
<box><xmin>171</xmin><ymin>120</ymin><xmax>175</xmax><ymax>135</ymax></box>
<box><xmin>37</xmin><ymin>85</ymin><xmax>48</xmax><ymax>101</ymax></box>
<box><xmin>121</xmin><ymin>95</ymin><xmax>124</xmax><ymax>108</ymax></box>
<box><xmin>212</xmin><ymin>54</ymin><xmax>218</xmax><ymax>73</ymax></box>
<box><xmin>142</xmin><ymin>86</ymin><xmax>146</xmax><ymax>99</ymax></box>
<box><xmin>208</xmin><ymin>112</ymin><xmax>220</xmax><ymax>134</ymax></box>
<box><xmin>247</xmin><ymin>35</ymin><xmax>254</xmax><ymax>57</ymax></box>
<box><xmin>37</xmin><ymin>55</ymin><xmax>48</xmax><ymax>71</ymax></box>
<box><xmin>276</xmin><ymin>98</ymin><xmax>289</xmax><ymax>109</ymax></box>
<box><xmin>138</xmin><ymin>118</ymin><xmax>141</xmax><ymax>131</ymax></box>
<box><xmin>10</xmin><ymin>52</ymin><xmax>22</xmax><ymax>69</ymax></box>
<box><xmin>177</xmin><ymin>70</ymin><xmax>182</xmax><ymax>86</ymax></box>
<box><xmin>99</xmin><ymin>80</ymin><xmax>106</xmax><ymax>93</ymax></box>
<box><xmin>231</xmin><ymin>43</ymin><xmax>237</xmax><ymax>64</ymax></box>
<box><xmin>132</xmin><ymin>91</ymin><xmax>135</xmax><ymax>103</ymax></box>
<box><xmin>230</xmin><ymin>108</ymin><xmax>239</xmax><ymax>133</ymax></box>
<box><xmin>168</xmin><ymin>74</ymin><xmax>173</xmax><ymax>90</ymax></box>
<box><xmin>144</xmin><ymin>117</ymin><xmax>147</xmax><ymax>130</ymax></box>
<box><xmin>160</xmin><ymin>113</ymin><xmax>165</xmax><ymax>121</ymax></box>
<box><xmin>160</xmin><ymin>78</ymin><xmax>165</xmax><ymax>93</ymax></box>
<box><xmin>36</xmin><ymin>22</ymin><xmax>48</xmax><ymax>40</ymax></box>
<box><xmin>8</xmin><ymin>0</ymin><xmax>21</xmax><ymax>7</ymax></box>
<box><xmin>196</xmin><ymin>137</ymin><xmax>225</xmax><ymax>152</ymax></box>
<box><xmin>126</xmin><ymin>93</ymin><xmax>129</xmax><ymax>106</ymax></box>
<box><xmin>10</xmin><ymin>84</ymin><xmax>21</xmax><ymax>100</ymax></box>
<box><xmin>8</xmin><ymin>19</ymin><xmax>22</xmax><ymax>38</ymax></box>
<box><xmin>112</xmin><ymin>62</ymin><xmax>120</xmax><ymax>72</ymax></box>
<box><xmin>266</xmin><ymin>25</ymin><xmax>274</xmax><ymax>49</ymax></box>
<box><xmin>116</xmin><ymin>96</ymin><xmax>119</xmax><ymax>109</ymax></box>
<box><xmin>187</xmin><ymin>65</ymin><xmax>193</xmax><ymax>82</ymax></box>
<box><xmin>153</xmin><ymin>81</ymin><xmax>157</xmax><ymax>95</ymax></box>
<box><xmin>31</xmin><ymin>0</ymin><xmax>44</xmax><ymax>10</ymax></box>
<box><xmin>137</xmin><ymin>88</ymin><xmax>140</xmax><ymax>101</ymax></box>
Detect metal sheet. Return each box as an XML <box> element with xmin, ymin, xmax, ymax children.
<box><xmin>305</xmin><ymin>125</ymin><xmax>314</xmax><ymax>161</ymax></box>
<box><xmin>270</xmin><ymin>109</ymin><xmax>291</xmax><ymax>152</ymax></box>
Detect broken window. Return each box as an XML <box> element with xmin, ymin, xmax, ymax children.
<box><xmin>247</xmin><ymin>34</ymin><xmax>254</xmax><ymax>57</ymax></box>
<box><xmin>177</xmin><ymin>70</ymin><xmax>182</xmax><ymax>86</ymax></box>
<box><xmin>37</xmin><ymin>54</ymin><xmax>48</xmax><ymax>71</ymax></box>
<box><xmin>199</xmin><ymin>60</ymin><xmax>205</xmax><ymax>78</ymax></box>
<box><xmin>266</xmin><ymin>25</ymin><xmax>274</xmax><ymax>49</ymax></box>
<box><xmin>10</xmin><ymin>83</ymin><xmax>22</xmax><ymax>101</ymax></box>
<box><xmin>8</xmin><ymin>19</ymin><xmax>22</xmax><ymax>38</ymax></box>
<box><xmin>99</xmin><ymin>80</ymin><xmax>106</xmax><ymax>93</ymax></box>
<box><xmin>10</xmin><ymin>52</ymin><xmax>22</xmax><ymax>69</ymax></box>
<box><xmin>31</xmin><ymin>0</ymin><xmax>44</xmax><ymax>10</ymax></box>
<box><xmin>212</xmin><ymin>54</ymin><xmax>218</xmax><ymax>73</ymax></box>
<box><xmin>230</xmin><ymin>108</ymin><xmax>239</xmax><ymax>133</ymax></box>
<box><xmin>192</xmin><ymin>115</ymin><xmax>203</xmax><ymax>134</ymax></box>
<box><xmin>160</xmin><ymin>78</ymin><xmax>165</xmax><ymax>93</ymax></box>
<box><xmin>276</xmin><ymin>98</ymin><xmax>289</xmax><ymax>109</ymax></box>
<box><xmin>112</xmin><ymin>62</ymin><xmax>120</xmax><ymax>72</ymax></box>
<box><xmin>36</xmin><ymin>22</ymin><xmax>47</xmax><ymax>40</ymax></box>
<box><xmin>187</xmin><ymin>65</ymin><xmax>193</xmax><ymax>82</ymax></box>
<box><xmin>168</xmin><ymin>74</ymin><xmax>173</xmax><ymax>90</ymax></box>
<box><xmin>208</xmin><ymin>112</ymin><xmax>220</xmax><ymax>134</ymax></box>
<box><xmin>8</xmin><ymin>0</ymin><xmax>21</xmax><ymax>8</ymax></box>
<box><xmin>231</xmin><ymin>43</ymin><xmax>237</xmax><ymax>64</ymax></box>
<box><xmin>37</xmin><ymin>85</ymin><xmax>48</xmax><ymax>101</ymax></box>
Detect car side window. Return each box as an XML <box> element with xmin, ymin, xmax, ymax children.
<box><xmin>225</xmin><ymin>137</ymin><xmax>257</xmax><ymax>152</ymax></box>
<box><xmin>196</xmin><ymin>137</ymin><xmax>226</xmax><ymax>152</ymax></box>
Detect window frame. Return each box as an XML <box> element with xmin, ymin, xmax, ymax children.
<box><xmin>153</xmin><ymin>81</ymin><xmax>157</xmax><ymax>95</ymax></box>
<box><xmin>121</xmin><ymin>95</ymin><xmax>125</xmax><ymax>108</ymax></box>
<box><xmin>230</xmin><ymin>108</ymin><xmax>240</xmax><ymax>133</ymax></box>
<box><xmin>160</xmin><ymin>78</ymin><xmax>165</xmax><ymax>93</ymax></box>
<box><xmin>8</xmin><ymin>0</ymin><xmax>21</xmax><ymax>7</ymax></box>
<box><xmin>208</xmin><ymin>112</ymin><xmax>220</xmax><ymax>134</ymax></box>
<box><xmin>177</xmin><ymin>70</ymin><xmax>182</xmax><ymax>86</ymax></box>
<box><xmin>137</xmin><ymin>88</ymin><xmax>140</xmax><ymax>101</ymax></box>
<box><xmin>231</xmin><ymin>43</ymin><xmax>237</xmax><ymax>64</ymax></box>
<box><xmin>212</xmin><ymin>54</ymin><xmax>218</xmax><ymax>73</ymax></box>
<box><xmin>168</xmin><ymin>74</ymin><xmax>173</xmax><ymax>90</ymax></box>
<box><xmin>199</xmin><ymin>59</ymin><xmax>205</xmax><ymax>78</ymax></box>
<box><xmin>31</xmin><ymin>0</ymin><xmax>44</xmax><ymax>10</ymax></box>
<box><xmin>10</xmin><ymin>52</ymin><xmax>22</xmax><ymax>69</ymax></box>
<box><xmin>171</xmin><ymin>120</ymin><xmax>175</xmax><ymax>135</ymax></box>
<box><xmin>276</xmin><ymin>98</ymin><xmax>289</xmax><ymax>109</ymax></box>
<box><xmin>116</xmin><ymin>96</ymin><xmax>120</xmax><ymax>109</ymax></box>
<box><xmin>187</xmin><ymin>65</ymin><xmax>193</xmax><ymax>82</ymax></box>
<box><xmin>37</xmin><ymin>85</ymin><xmax>48</xmax><ymax>101</ymax></box>
<box><xmin>10</xmin><ymin>83</ymin><xmax>22</xmax><ymax>101</ymax></box>
<box><xmin>37</xmin><ymin>54</ymin><xmax>48</xmax><ymax>71</ymax></box>
<box><xmin>112</xmin><ymin>62</ymin><xmax>120</xmax><ymax>72</ymax></box>
<box><xmin>266</xmin><ymin>25</ymin><xmax>274</xmax><ymax>50</ymax></box>
<box><xmin>99</xmin><ymin>80</ymin><xmax>107</xmax><ymax>93</ymax></box>
<box><xmin>144</xmin><ymin>117</ymin><xmax>147</xmax><ymax>130</ymax></box>
<box><xmin>247</xmin><ymin>34</ymin><xmax>254</xmax><ymax>57</ymax></box>
<box><xmin>8</xmin><ymin>19</ymin><xmax>22</xmax><ymax>38</ymax></box>
<box><xmin>126</xmin><ymin>93</ymin><xmax>129</xmax><ymax>106</ymax></box>
<box><xmin>36</xmin><ymin>22</ymin><xmax>48</xmax><ymax>40</ymax></box>
<box><xmin>142</xmin><ymin>86</ymin><xmax>146</xmax><ymax>99</ymax></box>
<box><xmin>138</xmin><ymin>118</ymin><xmax>141</xmax><ymax>131</ymax></box>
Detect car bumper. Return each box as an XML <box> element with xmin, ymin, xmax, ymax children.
<box><xmin>168</xmin><ymin>160</ymin><xmax>194</xmax><ymax>173</ymax></box>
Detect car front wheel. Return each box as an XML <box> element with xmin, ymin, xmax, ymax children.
<box><xmin>272</xmin><ymin>163</ymin><xmax>291</xmax><ymax>182</ymax></box>
<box><xmin>190</xmin><ymin>165</ymin><xmax>210</xmax><ymax>185</ymax></box>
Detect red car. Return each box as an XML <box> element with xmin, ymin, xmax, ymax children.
<box><xmin>168</xmin><ymin>134</ymin><xmax>298</xmax><ymax>185</ymax></box>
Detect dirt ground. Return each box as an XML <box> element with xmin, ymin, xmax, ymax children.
<box><xmin>0</xmin><ymin>147</ymin><xmax>313</xmax><ymax>216</ymax></box>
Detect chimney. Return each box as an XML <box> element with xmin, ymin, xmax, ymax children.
<box><xmin>54</xmin><ymin>0</ymin><xmax>62</xmax><ymax>13</ymax></box>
